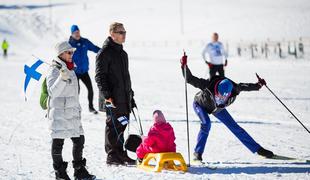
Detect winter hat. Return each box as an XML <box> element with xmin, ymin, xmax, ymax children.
<box><xmin>71</xmin><ymin>25</ymin><xmax>79</xmax><ymax>34</ymax></box>
<box><xmin>55</xmin><ymin>41</ymin><xmax>76</xmax><ymax>56</ymax></box>
<box><xmin>217</xmin><ymin>79</ymin><xmax>233</xmax><ymax>96</ymax></box>
<box><xmin>153</xmin><ymin>110</ymin><xmax>166</xmax><ymax>124</ymax></box>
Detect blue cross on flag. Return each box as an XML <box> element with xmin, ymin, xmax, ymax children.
<box><xmin>23</xmin><ymin>59</ymin><xmax>44</xmax><ymax>99</ymax></box>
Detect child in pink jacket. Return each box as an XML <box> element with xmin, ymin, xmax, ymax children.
<box><xmin>136</xmin><ymin>110</ymin><xmax>176</xmax><ymax>161</ymax></box>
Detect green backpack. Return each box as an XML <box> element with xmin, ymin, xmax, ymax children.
<box><xmin>40</xmin><ymin>78</ymin><xmax>48</xmax><ymax>110</ymax></box>
<box><xmin>40</xmin><ymin>61</ymin><xmax>63</xmax><ymax>110</ymax></box>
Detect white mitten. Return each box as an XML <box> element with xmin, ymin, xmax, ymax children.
<box><xmin>60</xmin><ymin>69</ymin><xmax>70</xmax><ymax>81</ymax></box>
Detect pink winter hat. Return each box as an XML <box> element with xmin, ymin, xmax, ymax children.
<box><xmin>153</xmin><ymin>110</ymin><xmax>166</xmax><ymax>124</ymax></box>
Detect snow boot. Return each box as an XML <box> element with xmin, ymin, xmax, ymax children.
<box><xmin>53</xmin><ymin>161</ymin><xmax>71</xmax><ymax>180</ymax></box>
<box><xmin>89</xmin><ymin>107</ymin><xmax>98</xmax><ymax>114</ymax></box>
<box><xmin>106</xmin><ymin>153</ymin><xmax>124</xmax><ymax>166</ymax></box>
<box><xmin>137</xmin><ymin>158</ymin><xmax>143</xmax><ymax>165</ymax></box>
<box><xmin>257</xmin><ymin>147</ymin><xmax>274</xmax><ymax>158</ymax></box>
<box><xmin>72</xmin><ymin>158</ymin><xmax>95</xmax><ymax>180</ymax></box>
<box><xmin>120</xmin><ymin>151</ymin><xmax>136</xmax><ymax>165</ymax></box>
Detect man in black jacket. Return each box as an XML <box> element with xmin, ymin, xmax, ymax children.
<box><xmin>95</xmin><ymin>22</ymin><xmax>136</xmax><ymax>165</ymax></box>
<box><xmin>180</xmin><ymin>54</ymin><xmax>274</xmax><ymax>163</ymax></box>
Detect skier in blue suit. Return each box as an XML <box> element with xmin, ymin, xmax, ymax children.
<box><xmin>180</xmin><ymin>54</ymin><xmax>274</xmax><ymax>163</ymax></box>
<box><xmin>69</xmin><ymin>25</ymin><xmax>100</xmax><ymax>114</ymax></box>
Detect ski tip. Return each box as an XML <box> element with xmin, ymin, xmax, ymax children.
<box><xmin>269</xmin><ymin>154</ymin><xmax>296</xmax><ymax>160</ymax></box>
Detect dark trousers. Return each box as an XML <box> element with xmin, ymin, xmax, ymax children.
<box><xmin>77</xmin><ymin>72</ymin><xmax>94</xmax><ymax>109</ymax></box>
<box><xmin>3</xmin><ymin>49</ymin><xmax>7</xmax><ymax>57</ymax></box>
<box><xmin>105</xmin><ymin>107</ymin><xmax>128</xmax><ymax>157</ymax></box>
<box><xmin>51</xmin><ymin>135</ymin><xmax>85</xmax><ymax>169</ymax></box>
<box><xmin>209</xmin><ymin>64</ymin><xmax>225</xmax><ymax>78</ymax></box>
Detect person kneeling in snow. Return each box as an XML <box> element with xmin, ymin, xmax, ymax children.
<box><xmin>46</xmin><ymin>41</ymin><xmax>95</xmax><ymax>180</ymax></box>
<box><xmin>180</xmin><ymin>54</ymin><xmax>274</xmax><ymax>163</ymax></box>
<box><xmin>136</xmin><ymin>110</ymin><xmax>176</xmax><ymax>162</ymax></box>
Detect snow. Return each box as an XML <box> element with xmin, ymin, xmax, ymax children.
<box><xmin>0</xmin><ymin>0</ymin><xmax>310</xmax><ymax>179</ymax></box>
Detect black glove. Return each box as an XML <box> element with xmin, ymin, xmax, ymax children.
<box><xmin>256</xmin><ymin>73</ymin><xmax>266</xmax><ymax>88</ymax></box>
<box><xmin>131</xmin><ymin>98</ymin><xmax>137</xmax><ymax>109</ymax></box>
<box><xmin>258</xmin><ymin>78</ymin><xmax>266</xmax><ymax>86</ymax></box>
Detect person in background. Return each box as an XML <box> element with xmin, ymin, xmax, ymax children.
<box><xmin>2</xmin><ymin>39</ymin><xmax>9</xmax><ymax>58</ymax></box>
<box><xmin>69</xmin><ymin>25</ymin><xmax>100</xmax><ymax>114</ymax></box>
<box><xmin>202</xmin><ymin>33</ymin><xmax>228</xmax><ymax>78</ymax></box>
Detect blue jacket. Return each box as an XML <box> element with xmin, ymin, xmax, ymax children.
<box><xmin>69</xmin><ymin>37</ymin><xmax>100</xmax><ymax>75</ymax></box>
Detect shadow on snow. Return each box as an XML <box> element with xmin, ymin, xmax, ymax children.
<box><xmin>189</xmin><ymin>165</ymin><xmax>310</xmax><ymax>175</ymax></box>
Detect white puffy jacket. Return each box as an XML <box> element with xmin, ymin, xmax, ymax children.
<box><xmin>46</xmin><ymin>58</ymin><xmax>84</xmax><ymax>139</ymax></box>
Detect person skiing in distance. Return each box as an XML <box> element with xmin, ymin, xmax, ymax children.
<box><xmin>69</xmin><ymin>25</ymin><xmax>100</xmax><ymax>114</ymax></box>
<box><xmin>47</xmin><ymin>41</ymin><xmax>95</xmax><ymax>180</ymax></box>
<box><xmin>202</xmin><ymin>32</ymin><xmax>228</xmax><ymax>78</ymax></box>
<box><xmin>180</xmin><ymin>53</ymin><xmax>274</xmax><ymax>164</ymax></box>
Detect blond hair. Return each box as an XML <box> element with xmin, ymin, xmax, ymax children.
<box><xmin>109</xmin><ymin>22</ymin><xmax>124</xmax><ymax>33</ymax></box>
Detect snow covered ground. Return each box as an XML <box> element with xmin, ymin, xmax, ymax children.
<box><xmin>0</xmin><ymin>0</ymin><xmax>310</xmax><ymax>179</ymax></box>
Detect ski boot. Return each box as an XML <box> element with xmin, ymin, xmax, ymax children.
<box><xmin>257</xmin><ymin>147</ymin><xmax>274</xmax><ymax>158</ymax></box>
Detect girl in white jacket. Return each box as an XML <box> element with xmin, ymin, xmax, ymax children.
<box><xmin>47</xmin><ymin>41</ymin><xmax>95</xmax><ymax>180</ymax></box>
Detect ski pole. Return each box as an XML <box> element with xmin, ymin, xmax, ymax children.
<box><xmin>256</xmin><ymin>73</ymin><xmax>310</xmax><ymax>134</ymax></box>
<box><xmin>182</xmin><ymin>50</ymin><xmax>191</xmax><ymax>167</ymax></box>
<box><xmin>32</xmin><ymin>54</ymin><xmax>52</xmax><ymax>66</ymax></box>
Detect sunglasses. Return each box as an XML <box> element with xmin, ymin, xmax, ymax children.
<box><xmin>114</xmin><ymin>31</ymin><xmax>126</xmax><ymax>35</ymax></box>
<box><xmin>65</xmin><ymin>51</ymin><xmax>74</xmax><ymax>55</ymax></box>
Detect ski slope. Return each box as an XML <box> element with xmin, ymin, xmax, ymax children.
<box><xmin>0</xmin><ymin>0</ymin><xmax>310</xmax><ymax>179</ymax></box>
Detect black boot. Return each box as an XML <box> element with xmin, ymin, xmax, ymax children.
<box><xmin>89</xmin><ymin>107</ymin><xmax>98</xmax><ymax>114</ymax></box>
<box><xmin>193</xmin><ymin>152</ymin><xmax>203</xmax><ymax>161</ymax></box>
<box><xmin>136</xmin><ymin>158</ymin><xmax>143</xmax><ymax>165</ymax></box>
<box><xmin>257</xmin><ymin>147</ymin><xmax>274</xmax><ymax>158</ymax></box>
<box><xmin>53</xmin><ymin>162</ymin><xmax>70</xmax><ymax>180</ymax></box>
<box><xmin>119</xmin><ymin>151</ymin><xmax>136</xmax><ymax>165</ymax></box>
<box><xmin>106</xmin><ymin>153</ymin><xmax>124</xmax><ymax>166</ymax></box>
<box><xmin>72</xmin><ymin>158</ymin><xmax>95</xmax><ymax>180</ymax></box>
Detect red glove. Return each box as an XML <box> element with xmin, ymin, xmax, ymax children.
<box><xmin>205</xmin><ymin>61</ymin><xmax>213</xmax><ymax>68</ymax></box>
<box><xmin>180</xmin><ymin>52</ymin><xmax>187</xmax><ymax>68</ymax></box>
<box><xmin>224</xmin><ymin>59</ymin><xmax>228</xmax><ymax>66</ymax></box>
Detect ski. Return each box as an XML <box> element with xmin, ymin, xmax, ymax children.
<box><xmin>267</xmin><ymin>154</ymin><xmax>310</xmax><ymax>163</ymax></box>
<box><xmin>190</xmin><ymin>160</ymin><xmax>218</xmax><ymax>170</ymax></box>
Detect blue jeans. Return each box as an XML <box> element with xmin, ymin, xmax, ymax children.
<box><xmin>193</xmin><ymin>102</ymin><xmax>261</xmax><ymax>155</ymax></box>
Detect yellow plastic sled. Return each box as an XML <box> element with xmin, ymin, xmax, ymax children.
<box><xmin>137</xmin><ymin>152</ymin><xmax>188</xmax><ymax>172</ymax></box>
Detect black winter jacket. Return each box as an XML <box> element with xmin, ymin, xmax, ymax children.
<box><xmin>95</xmin><ymin>37</ymin><xmax>133</xmax><ymax>114</ymax></box>
<box><xmin>182</xmin><ymin>66</ymin><xmax>261</xmax><ymax>114</ymax></box>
